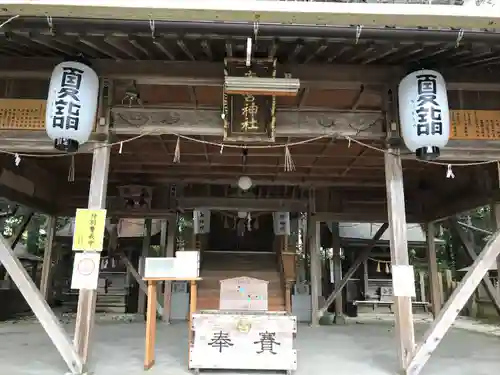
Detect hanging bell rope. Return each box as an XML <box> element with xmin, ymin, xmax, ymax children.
<box><xmin>67</xmin><ymin>155</ymin><xmax>75</xmax><ymax>182</ymax></box>
<box><xmin>284</xmin><ymin>145</ymin><xmax>295</xmax><ymax>172</ymax></box>
<box><xmin>173</xmin><ymin>136</ymin><xmax>181</xmax><ymax>163</ymax></box>
<box><xmin>385</xmin><ymin>263</ymin><xmax>390</xmax><ymax>274</ymax></box>
<box><xmin>376</xmin><ymin>261</ymin><xmax>381</xmax><ymax>273</ymax></box>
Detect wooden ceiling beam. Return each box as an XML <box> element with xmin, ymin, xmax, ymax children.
<box><xmin>0</xmin><ymin>57</ymin><xmax>499</xmax><ymax>90</ymax></box>
<box><xmin>112</xmin><ymin>107</ymin><xmax>384</xmax><ymax>139</ymax></box>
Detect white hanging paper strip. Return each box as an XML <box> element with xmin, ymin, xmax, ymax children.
<box><xmin>193</xmin><ymin>209</ymin><xmax>211</xmax><ymax>234</ymax></box>
<box><xmin>391</xmin><ymin>265</ymin><xmax>416</xmax><ymax>297</ymax></box>
<box><xmin>273</xmin><ymin>212</ymin><xmax>290</xmax><ymax>235</ymax></box>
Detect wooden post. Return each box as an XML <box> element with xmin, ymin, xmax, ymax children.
<box><xmin>319</xmin><ymin>223</ymin><xmax>388</xmax><ymax>316</ymax></box>
<box><xmin>330</xmin><ymin>222</ymin><xmax>345</xmax><ymax>323</ymax></box>
<box><xmin>308</xmin><ymin>215</ymin><xmax>320</xmax><ymax>326</ymax></box>
<box><xmin>188</xmin><ymin>279</ymin><xmax>198</xmax><ymax>369</ymax></box>
<box><xmin>40</xmin><ymin>215</ymin><xmax>56</xmax><ymax>301</ymax></box>
<box><xmin>285</xmin><ymin>282</ymin><xmax>292</xmax><ymax>313</ymax></box>
<box><xmin>407</xmin><ymin>228</ymin><xmax>500</xmax><ymax>375</ymax></box>
<box><xmin>362</xmin><ymin>259</ymin><xmax>369</xmax><ymax>298</ymax></box>
<box><xmin>384</xmin><ymin>148</ymin><xmax>415</xmax><ymax>371</ymax></box>
<box><xmin>162</xmin><ymin>217</ymin><xmax>177</xmax><ymax>323</ymax></box>
<box><xmin>74</xmin><ymin>143</ymin><xmax>110</xmax><ymax>368</ymax></box>
<box><xmin>418</xmin><ymin>271</ymin><xmax>427</xmax><ymax>309</ymax></box>
<box><xmin>138</xmin><ymin>218</ymin><xmax>152</xmax><ymax>315</ymax></box>
<box><xmin>157</xmin><ymin>219</ymin><xmax>167</xmax><ymax>313</ymax></box>
<box><xmin>144</xmin><ymin>280</ymin><xmax>157</xmax><ymax>370</ymax></box>
<box><xmin>0</xmin><ymin>231</ymin><xmax>83</xmax><ymax>374</ymax></box>
<box><xmin>443</xmin><ymin>270</ymin><xmax>453</xmax><ymax>300</ymax></box>
<box><xmin>426</xmin><ymin>223</ymin><xmax>441</xmax><ymax>318</ymax></box>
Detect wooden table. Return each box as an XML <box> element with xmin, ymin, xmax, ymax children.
<box><xmin>143</xmin><ymin>277</ymin><xmax>201</xmax><ymax>370</ymax></box>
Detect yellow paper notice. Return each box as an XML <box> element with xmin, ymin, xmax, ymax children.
<box><xmin>72</xmin><ymin>208</ymin><xmax>107</xmax><ymax>252</ymax></box>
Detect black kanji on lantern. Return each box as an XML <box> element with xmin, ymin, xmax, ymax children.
<box><xmin>52</xmin><ymin>66</ymin><xmax>84</xmax><ymax>130</ymax></box>
<box><xmin>254</xmin><ymin>331</ymin><xmax>280</xmax><ymax>355</ymax></box>
<box><xmin>415</xmin><ymin>74</ymin><xmax>443</xmax><ymax>137</ymax></box>
<box><xmin>208</xmin><ymin>330</ymin><xmax>234</xmax><ymax>353</ymax></box>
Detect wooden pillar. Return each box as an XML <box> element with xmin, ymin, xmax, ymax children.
<box><xmin>330</xmin><ymin>222</ymin><xmax>345</xmax><ymax>323</ymax></box>
<box><xmin>384</xmin><ymin>148</ymin><xmax>415</xmax><ymax>370</ymax></box>
<box><xmin>426</xmin><ymin>222</ymin><xmax>441</xmax><ymax>318</ymax></box>
<box><xmin>309</xmin><ymin>215</ymin><xmax>320</xmax><ymax>326</ymax></box>
<box><xmin>157</xmin><ymin>219</ymin><xmax>167</xmax><ymax>308</ymax></box>
<box><xmin>144</xmin><ymin>280</ymin><xmax>157</xmax><ymax>370</ymax></box>
<box><xmin>73</xmin><ymin>143</ymin><xmax>111</xmax><ymax>368</ymax></box>
<box><xmin>188</xmin><ymin>279</ymin><xmax>198</xmax><ymax>368</ymax></box>
<box><xmin>40</xmin><ymin>215</ymin><xmax>56</xmax><ymax>301</ymax></box>
<box><xmin>162</xmin><ymin>217</ymin><xmax>177</xmax><ymax>323</ymax></box>
<box><xmin>285</xmin><ymin>282</ymin><xmax>292</xmax><ymax>313</ymax></box>
<box><xmin>490</xmin><ymin>202</ymin><xmax>500</xmax><ymax>299</ymax></box>
<box><xmin>362</xmin><ymin>259</ymin><xmax>369</xmax><ymax>298</ymax></box>
<box><xmin>138</xmin><ymin>218</ymin><xmax>152</xmax><ymax>315</ymax></box>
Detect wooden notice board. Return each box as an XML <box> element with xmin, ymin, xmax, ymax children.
<box><xmin>450</xmin><ymin>110</ymin><xmax>500</xmax><ymax>140</ymax></box>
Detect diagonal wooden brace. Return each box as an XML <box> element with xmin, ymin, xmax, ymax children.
<box><xmin>120</xmin><ymin>253</ymin><xmax>164</xmax><ymax>317</ymax></box>
<box><xmin>448</xmin><ymin>219</ymin><xmax>500</xmax><ymax>316</ymax></box>
<box><xmin>406</xmin><ymin>226</ymin><xmax>500</xmax><ymax>375</ymax></box>
<box><xmin>318</xmin><ymin>222</ymin><xmax>388</xmax><ymax>317</ymax></box>
<box><xmin>0</xmin><ymin>233</ymin><xmax>83</xmax><ymax>374</ymax></box>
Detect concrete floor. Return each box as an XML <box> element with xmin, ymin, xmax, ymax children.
<box><xmin>1</xmin><ymin>316</ymin><xmax>499</xmax><ymax>375</ymax></box>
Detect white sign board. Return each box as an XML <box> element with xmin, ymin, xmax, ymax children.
<box><xmin>71</xmin><ymin>252</ymin><xmax>101</xmax><ymax>290</ymax></box>
<box><xmin>144</xmin><ymin>252</ymin><xmax>200</xmax><ymax>279</ymax></box>
<box><xmin>273</xmin><ymin>212</ymin><xmax>290</xmax><ymax>235</ymax></box>
<box><xmin>220</xmin><ymin>277</ymin><xmax>268</xmax><ymax>311</ymax></box>
<box><xmin>144</xmin><ymin>257</ymin><xmax>176</xmax><ymax>278</ymax></box>
<box><xmin>175</xmin><ymin>251</ymin><xmax>200</xmax><ymax>278</ymax></box>
<box><xmin>392</xmin><ymin>265</ymin><xmax>416</xmax><ymax>297</ymax></box>
<box><xmin>194</xmin><ymin>209</ymin><xmax>211</xmax><ymax>234</ymax></box>
<box><xmin>190</xmin><ymin>313</ymin><xmax>297</xmax><ymax>371</ymax></box>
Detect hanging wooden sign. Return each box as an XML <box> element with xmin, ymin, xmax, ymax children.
<box><xmin>193</xmin><ymin>209</ymin><xmax>211</xmax><ymax>234</ymax></box>
<box><xmin>223</xmin><ymin>58</ymin><xmax>277</xmax><ymax>143</ymax></box>
<box><xmin>450</xmin><ymin>110</ymin><xmax>500</xmax><ymax>140</ymax></box>
<box><xmin>273</xmin><ymin>212</ymin><xmax>290</xmax><ymax>235</ymax></box>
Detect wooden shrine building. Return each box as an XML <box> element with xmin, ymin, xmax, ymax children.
<box><xmin>0</xmin><ymin>2</ymin><xmax>500</xmax><ymax>375</ymax></box>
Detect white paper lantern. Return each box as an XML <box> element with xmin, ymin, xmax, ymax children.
<box><xmin>237</xmin><ymin>176</ymin><xmax>253</xmax><ymax>191</ymax></box>
<box><xmin>45</xmin><ymin>60</ymin><xmax>99</xmax><ymax>152</ymax></box>
<box><xmin>398</xmin><ymin>69</ymin><xmax>450</xmax><ymax>160</ymax></box>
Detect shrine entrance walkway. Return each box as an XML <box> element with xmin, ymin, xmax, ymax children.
<box><xmin>1</xmin><ymin>315</ymin><xmax>499</xmax><ymax>375</ymax></box>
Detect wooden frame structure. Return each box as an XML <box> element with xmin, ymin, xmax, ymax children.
<box><xmin>1</xmin><ymin>8</ymin><xmax>500</xmax><ymax>375</ymax></box>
